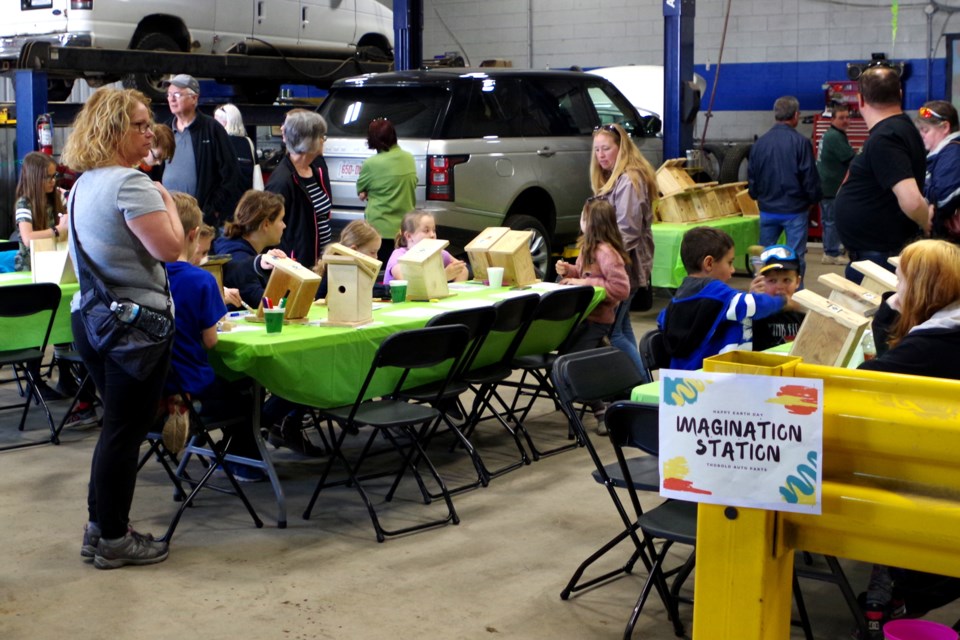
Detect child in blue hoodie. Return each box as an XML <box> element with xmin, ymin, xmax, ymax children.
<box><xmin>657</xmin><ymin>226</ymin><xmax>796</xmax><ymax>370</ymax></box>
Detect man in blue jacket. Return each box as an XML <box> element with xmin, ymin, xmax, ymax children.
<box><xmin>748</xmin><ymin>96</ymin><xmax>823</xmax><ymax>280</ymax></box>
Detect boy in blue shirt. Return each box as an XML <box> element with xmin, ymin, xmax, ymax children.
<box><xmin>657</xmin><ymin>227</ymin><xmax>797</xmax><ymax>370</ymax></box>
<box><xmin>165</xmin><ymin>192</ymin><xmax>263</xmax><ymax>481</ymax></box>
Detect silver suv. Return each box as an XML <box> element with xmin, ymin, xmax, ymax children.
<box><xmin>319</xmin><ymin>68</ymin><xmax>660</xmax><ymax>275</ymax></box>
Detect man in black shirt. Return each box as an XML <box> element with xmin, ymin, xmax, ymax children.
<box><xmin>835</xmin><ymin>65</ymin><xmax>929</xmax><ymax>284</ymax></box>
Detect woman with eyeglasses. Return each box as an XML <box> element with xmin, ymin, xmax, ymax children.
<box><xmin>589</xmin><ymin>123</ymin><xmax>657</xmax><ymax>378</ymax></box>
<box><xmin>61</xmin><ymin>87</ymin><xmax>184</xmax><ymax>570</ymax></box>
<box><xmin>13</xmin><ymin>151</ymin><xmax>67</xmax><ymax>272</ymax></box>
<box><xmin>916</xmin><ymin>101</ymin><xmax>960</xmax><ymax>242</ymax></box>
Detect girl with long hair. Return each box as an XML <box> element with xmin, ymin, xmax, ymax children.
<box><xmin>13</xmin><ymin>151</ymin><xmax>67</xmax><ymax>271</ymax></box>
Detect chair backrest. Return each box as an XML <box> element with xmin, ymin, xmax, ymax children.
<box><xmin>515</xmin><ymin>285</ymin><xmax>596</xmax><ymax>357</ymax></box>
<box><xmin>0</xmin><ymin>283</ymin><xmax>61</xmax><ymax>354</ymax></box>
<box><xmin>0</xmin><ymin>240</ymin><xmax>18</xmax><ymax>252</ymax></box>
<box><xmin>552</xmin><ymin>347</ymin><xmax>646</xmax><ymax>409</ymax></box>
<box><xmin>605</xmin><ymin>400</ymin><xmax>660</xmax><ymax>457</ymax></box>
<box><xmin>468</xmin><ymin>293</ymin><xmax>540</xmax><ymax>372</ymax></box>
<box><xmin>638</xmin><ymin>329</ymin><xmax>671</xmax><ymax>380</ymax></box>
<box><xmin>426</xmin><ymin>306</ymin><xmax>497</xmax><ymax>377</ymax></box>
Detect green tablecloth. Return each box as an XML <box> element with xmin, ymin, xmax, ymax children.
<box><xmin>651</xmin><ymin>215</ymin><xmax>760</xmax><ymax>289</ymax></box>
<box><xmin>0</xmin><ymin>272</ymin><xmax>78</xmax><ymax>350</ymax></box>
<box><xmin>211</xmin><ymin>282</ymin><xmax>605</xmax><ymax>409</ymax></box>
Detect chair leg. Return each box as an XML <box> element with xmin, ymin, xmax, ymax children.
<box><xmin>624</xmin><ymin>539</ymin><xmax>676</xmax><ymax>640</ymax></box>
<box><xmin>792</xmin><ymin>570</ymin><xmax>816</xmax><ymax>640</ymax></box>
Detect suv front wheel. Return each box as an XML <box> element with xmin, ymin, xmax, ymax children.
<box><xmin>506</xmin><ymin>214</ymin><xmax>552</xmax><ymax>281</ymax></box>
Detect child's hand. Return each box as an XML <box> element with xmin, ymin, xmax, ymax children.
<box><xmin>445</xmin><ymin>259</ymin><xmax>468</xmax><ymax>282</ymax></box>
<box><xmin>555</xmin><ymin>260</ymin><xmax>570</xmax><ymax>277</ymax></box>
<box><xmin>55</xmin><ymin>214</ymin><xmax>68</xmax><ymax>238</ymax></box>
<box><xmin>749</xmin><ymin>274</ymin><xmax>766</xmax><ymax>294</ymax></box>
<box><xmin>223</xmin><ymin>287</ymin><xmax>242</xmax><ymax>308</ymax></box>
<box><xmin>560</xmin><ymin>277</ymin><xmax>586</xmax><ymax>286</ymax></box>
<box><xmin>261</xmin><ymin>249</ymin><xmax>288</xmax><ymax>270</ymax></box>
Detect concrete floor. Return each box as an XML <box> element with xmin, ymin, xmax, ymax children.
<box><xmin>2</xmin><ymin>244</ymin><xmax>958</xmax><ymax>639</ymax></box>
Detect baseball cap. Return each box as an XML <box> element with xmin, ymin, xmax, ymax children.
<box><xmin>164</xmin><ymin>74</ymin><xmax>200</xmax><ymax>94</ymax></box>
<box><xmin>759</xmin><ymin>244</ymin><xmax>800</xmax><ymax>274</ymax></box>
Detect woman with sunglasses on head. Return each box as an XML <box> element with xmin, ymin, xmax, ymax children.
<box><xmin>589</xmin><ymin>123</ymin><xmax>657</xmax><ymax>378</ymax></box>
<box><xmin>13</xmin><ymin>151</ymin><xmax>68</xmax><ymax>272</ymax></box>
<box><xmin>62</xmin><ymin>87</ymin><xmax>184</xmax><ymax>570</ymax></box>
<box><xmin>916</xmin><ymin>101</ymin><xmax>960</xmax><ymax>242</ymax></box>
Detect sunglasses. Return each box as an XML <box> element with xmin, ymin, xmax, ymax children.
<box><xmin>593</xmin><ymin>124</ymin><xmax>621</xmax><ymax>140</ymax></box>
<box><xmin>760</xmin><ymin>245</ymin><xmax>796</xmax><ymax>262</ymax></box>
<box><xmin>919</xmin><ymin>106</ymin><xmax>948</xmax><ymax>122</ymax></box>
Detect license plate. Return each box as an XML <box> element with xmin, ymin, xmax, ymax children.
<box><xmin>335</xmin><ymin>160</ymin><xmax>364</xmax><ymax>181</ymax></box>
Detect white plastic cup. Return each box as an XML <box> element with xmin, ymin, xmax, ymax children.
<box><xmin>487</xmin><ymin>267</ymin><xmax>505</xmax><ymax>288</ymax></box>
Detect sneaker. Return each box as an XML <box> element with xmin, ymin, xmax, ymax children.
<box><xmin>64</xmin><ymin>406</ymin><xmax>100</xmax><ymax>430</ymax></box>
<box><xmin>267</xmin><ymin>420</ymin><xmax>325</xmax><ymax>457</ymax></box>
<box><xmin>595</xmin><ymin>413</ymin><xmax>608</xmax><ymax>436</ymax></box>
<box><xmin>81</xmin><ymin>522</ymin><xmax>100</xmax><ymax>559</ymax></box>
<box><xmin>94</xmin><ymin>530</ymin><xmax>169</xmax><ymax>570</ymax></box>
<box><xmin>863</xmin><ymin>605</ymin><xmax>885</xmax><ymax>640</ymax></box>
<box><xmin>221</xmin><ymin>461</ymin><xmax>266</xmax><ymax>483</ymax></box>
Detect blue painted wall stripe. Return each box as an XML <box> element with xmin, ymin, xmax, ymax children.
<box><xmin>694</xmin><ymin>59</ymin><xmax>947</xmax><ymax>111</ymax></box>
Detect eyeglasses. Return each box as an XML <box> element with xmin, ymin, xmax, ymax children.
<box><xmin>130</xmin><ymin>120</ymin><xmax>154</xmax><ymax>134</ymax></box>
<box><xmin>919</xmin><ymin>106</ymin><xmax>948</xmax><ymax>122</ymax></box>
<box><xmin>760</xmin><ymin>245</ymin><xmax>797</xmax><ymax>262</ymax></box>
<box><xmin>45</xmin><ymin>172</ymin><xmax>62</xmax><ymax>181</ymax></box>
<box><xmin>593</xmin><ymin>124</ymin><xmax>621</xmax><ymax>140</ymax></box>
<box><xmin>166</xmin><ymin>91</ymin><xmax>195</xmax><ymax>101</ymax></box>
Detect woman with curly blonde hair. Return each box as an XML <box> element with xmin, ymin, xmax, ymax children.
<box><xmin>589</xmin><ymin>123</ymin><xmax>657</xmax><ymax>378</ymax></box>
<box><xmin>62</xmin><ymin>87</ymin><xmax>184</xmax><ymax>570</ymax></box>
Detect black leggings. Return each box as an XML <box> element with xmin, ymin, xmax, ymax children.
<box><xmin>72</xmin><ymin>312</ymin><xmax>171</xmax><ymax>539</ymax></box>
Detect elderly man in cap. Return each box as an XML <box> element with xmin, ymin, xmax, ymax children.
<box><xmin>161</xmin><ymin>74</ymin><xmax>243</xmax><ymax>227</ymax></box>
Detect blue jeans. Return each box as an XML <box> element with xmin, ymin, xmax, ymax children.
<box><xmin>844</xmin><ymin>249</ymin><xmax>897</xmax><ymax>285</ymax></box>
<box><xmin>820</xmin><ymin>199</ymin><xmax>841</xmax><ymax>257</ymax></box>
<box><xmin>760</xmin><ymin>211</ymin><xmax>809</xmax><ymax>280</ymax></box>
<box><xmin>610</xmin><ymin>288</ymin><xmax>648</xmax><ymax>380</ymax></box>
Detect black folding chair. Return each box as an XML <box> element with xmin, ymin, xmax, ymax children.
<box><xmin>605</xmin><ymin>401</ymin><xmax>696</xmax><ymax>639</ymax></box>
<box><xmin>0</xmin><ymin>283</ymin><xmax>62</xmax><ymax>450</ymax></box>
<box><xmin>502</xmin><ymin>285</ymin><xmax>596</xmax><ymax>459</ymax></box>
<box><xmin>53</xmin><ymin>345</ymin><xmax>101</xmax><ymax>432</ymax></box>
<box><xmin>637</xmin><ymin>328</ymin><xmax>671</xmax><ymax>384</ymax></box>
<box><xmin>396</xmin><ymin>306</ymin><xmax>497</xmax><ymax>495</ymax></box>
<box><xmin>458</xmin><ymin>293</ymin><xmax>541</xmax><ymax>479</ymax></box>
<box><xmin>552</xmin><ymin>348</ymin><xmax>662</xmax><ymax>602</ymax></box>
<box><xmin>303</xmin><ymin>324</ymin><xmax>470</xmax><ymax>542</ymax></box>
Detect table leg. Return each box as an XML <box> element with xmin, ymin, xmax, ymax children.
<box><xmin>251</xmin><ymin>380</ymin><xmax>286</xmax><ymax>528</ymax></box>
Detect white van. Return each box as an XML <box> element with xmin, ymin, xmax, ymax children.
<box><xmin>0</xmin><ymin>0</ymin><xmax>393</xmax><ymax>100</ymax></box>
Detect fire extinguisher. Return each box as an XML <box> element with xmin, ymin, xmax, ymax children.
<box><xmin>37</xmin><ymin>113</ymin><xmax>53</xmax><ymax>155</ymax></box>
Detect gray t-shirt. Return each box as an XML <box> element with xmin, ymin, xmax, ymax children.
<box><xmin>68</xmin><ymin>167</ymin><xmax>170</xmax><ymax>312</ymax></box>
<box><xmin>162</xmin><ymin>126</ymin><xmax>198</xmax><ymax>196</ymax></box>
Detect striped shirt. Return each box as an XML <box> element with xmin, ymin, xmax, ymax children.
<box><xmin>301</xmin><ymin>174</ymin><xmax>332</xmax><ymax>252</ymax></box>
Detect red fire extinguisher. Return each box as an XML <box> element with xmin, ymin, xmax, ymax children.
<box><xmin>37</xmin><ymin>113</ymin><xmax>53</xmax><ymax>155</ymax></box>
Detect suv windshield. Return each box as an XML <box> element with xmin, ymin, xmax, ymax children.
<box><xmin>321</xmin><ymin>86</ymin><xmax>450</xmax><ymax>138</ymax></box>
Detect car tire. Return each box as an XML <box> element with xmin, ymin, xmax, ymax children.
<box><xmin>699</xmin><ymin>143</ymin><xmax>726</xmax><ymax>182</ymax></box>
<box><xmin>506</xmin><ymin>214</ymin><xmax>552</xmax><ymax>281</ymax></box>
<box><xmin>122</xmin><ymin>32</ymin><xmax>182</xmax><ymax>103</ymax></box>
<box><xmin>719</xmin><ymin>143</ymin><xmax>751</xmax><ymax>183</ymax></box>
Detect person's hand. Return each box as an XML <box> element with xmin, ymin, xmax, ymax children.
<box><xmin>260</xmin><ymin>248</ymin><xmax>288</xmax><ymax>270</ymax></box>
<box><xmin>555</xmin><ymin>260</ymin><xmax>570</xmax><ymax>277</ymax></box>
<box><xmin>358</xmin><ymin>191</ymin><xmax>368</xmax><ymax>202</ymax></box>
<box><xmin>55</xmin><ymin>214</ymin><xmax>68</xmax><ymax>238</ymax></box>
<box><xmin>560</xmin><ymin>277</ymin><xmax>586</xmax><ymax>286</ymax></box>
<box><xmin>749</xmin><ymin>274</ymin><xmax>766</xmax><ymax>294</ymax></box>
<box><xmin>445</xmin><ymin>259</ymin><xmax>468</xmax><ymax>282</ymax></box>
<box><xmin>223</xmin><ymin>287</ymin><xmax>242</xmax><ymax>308</ymax></box>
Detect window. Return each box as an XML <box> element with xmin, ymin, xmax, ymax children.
<box><xmin>522</xmin><ymin>78</ymin><xmax>592</xmax><ymax>137</ymax></box>
<box><xmin>320</xmin><ymin>87</ymin><xmax>450</xmax><ymax>139</ymax></box>
<box><xmin>442</xmin><ymin>77</ymin><xmax>523</xmax><ymax>139</ymax></box>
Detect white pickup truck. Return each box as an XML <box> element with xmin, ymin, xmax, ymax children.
<box><xmin>1</xmin><ymin>0</ymin><xmax>393</xmax><ymax>101</ymax></box>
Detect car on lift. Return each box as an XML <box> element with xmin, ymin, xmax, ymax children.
<box><xmin>319</xmin><ymin>68</ymin><xmax>661</xmax><ymax>277</ymax></box>
<box><xmin>0</xmin><ymin>0</ymin><xmax>393</xmax><ymax>102</ymax></box>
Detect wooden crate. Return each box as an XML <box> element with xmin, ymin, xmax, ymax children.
<box><xmin>465</xmin><ymin>226</ymin><xmax>510</xmax><ymax>281</ymax></box>
<box><xmin>657</xmin><ymin>190</ymin><xmax>702</xmax><ymax>223</ymax></box>
<box><xmin>656</xmin><ymin>158</ymin><xmax>698</xmax><ymax>196</ymax></box>
<box><xmin>259</xmin><ymin>257</ymin><xmax>322</xmax><ymax>321</ymax></box>
<box><xmin>323</xmin><ymin>243</ymin><xmax>382</xmax><ymax>326</ymax></box>
<box><xmin>851</xmin><ymin>260</ymin><xmax>897</xmax><ymax>295</ymax></box>
<box><xmin>30</xmin><ymin>238</ymin><xmax>76</xmax><ymax>284</ymax></box>
<box><xmin>489</xmin><ymin>230</ymin><xmax>539</xmax><ymax>286</ymax></box>
<box><xmin>705</xmin><ymin>184</ymin><xmax>743</xmax><ymax>216</ymax></box>
<box><xmin>399</xmin><ymin>238</ymin><xmax>453</xmax><ymax>300</ymax></box>
<box><xmin>789</xmin><ymin>289</ymin><xmax>871</xmax><ymax>367</ymax></box>
<box><xmin>817</xmin><ymin>273</ymin><xmax>882</xmax><ymax>317</ymax></box>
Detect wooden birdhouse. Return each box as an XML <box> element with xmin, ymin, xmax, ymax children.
<box><xmin>789</xmin><ymin>289</ymin><xmax>871</xmax><ymax>368</ymax></box>
<box><xmin>851</xmin><ymin>260</ymin><xmax>897</xmax><ymax>295</ymax></box>
<box><xmin>259</xmin><ymin>256</ymin><xmax>322</xmax><ymax>322</ymax></box>
<box><xmin>199</xmin><ymin>254</ymin><xmax>231</xmax><ymax>301</ymax></box>
<box><xmin>465</xmin><ymin>227</ymin><xmax>509</xmax><ymax>280</ymax></box>
<box><xmin>323</xmin><ymin>243</ymin><xmax>382</xmax><ymax>327</ymax></box>
<box><xmin>817</xmin><ymin>273</ymin><xmax>882</xmax><ymax>317</ymax></box>
<box><xmin>399</xmin><ymin>238</ymin><xmax>452</xmax><ymax>301</ymax></box>
<box><xmin>30</xmin><ymin>238</ymin><xmax>76</xmax><ymax>285</ymax></box>
<box><xmin>488</xmin><ymin>230</ymin><xmax>538</xmax><ymax>286</ymax></box>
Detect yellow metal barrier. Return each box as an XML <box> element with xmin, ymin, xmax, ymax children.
<box><xmin>691</xmin><ymin>351</ymin><xmax>960</xmax><ymax>639</ymax></box>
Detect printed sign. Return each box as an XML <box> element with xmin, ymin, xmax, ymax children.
<box><xmin>658</xmin><ymin>369</ymin><xmax>824</xmax><ymax>514</ymax></box>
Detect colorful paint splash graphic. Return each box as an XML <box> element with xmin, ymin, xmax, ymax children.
<box><xmin>779</xmin><ymin>451</ymin><xmax>818</xmax><ymax>505</ymax></box>
<box><xmin>766</xmin><ymin>384</ymin><xmax>819</xmax><ymax>415</ymax></box>
<box><xmin>662</xmin><ymin>456</ymin><xmax>712</xmax><ymax>495</ymax></box>
<box><xmin>662</xmin><ymin>377</ymin><xmax>708</xmax><ymax>407</ymax></box>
